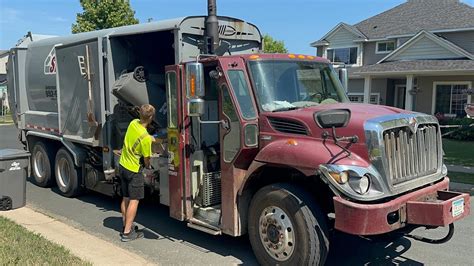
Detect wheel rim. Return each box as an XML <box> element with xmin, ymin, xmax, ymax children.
<box><xmin>258</xmin><ymin>206</ymin><xmax>295</xmax><ymax>261</ymax></box>
<box><xmin>33</xmin><ymin>151</ymin><xmax>46</xmax><ymax>182</ymax></box>
<box><xmin>57</xmin><ymin>157</ymin><xmax>71</xmax><ymax>189</ymax></box>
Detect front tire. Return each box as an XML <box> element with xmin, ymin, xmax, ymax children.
<box><xmin>248</xmin><ymin>183</ymin><xmax>329</xmax><ymax>265</ymax></box>
<box><xmin>54</xmin><ymin>148</ymin><xmax>83</xmax><ymax>197</ymax></box>
<box><xmin>31</xmin><ymin>141</ymin><xmax>54</xmax><ymax>187</ymax></box>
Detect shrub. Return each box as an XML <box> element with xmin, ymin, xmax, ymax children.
<box><xmin>439</xmin><ymin>117</ymin><xmax>474</xmax><ymax>141</ymax></box>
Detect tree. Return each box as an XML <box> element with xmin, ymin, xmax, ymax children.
<box><xmin>263</xmin><ymin>34</ymin><xmax>288</xmax><ymax>53</ymax></box>
<box><xmin>72</xmin><ymin>0</ymin><xmax>139</xmax><ymax>33</ymax></box>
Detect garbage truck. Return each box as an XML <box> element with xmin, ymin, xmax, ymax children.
<box><xmin>6</xmin><ymin>1</ymin><xmax>470</xmax><ymax>264</ymax></box>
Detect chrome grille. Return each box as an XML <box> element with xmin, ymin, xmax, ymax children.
<box><xmin>383</xmin><ymin>124</ymin><xmax>440</xmax><ymax>185</ymax></box>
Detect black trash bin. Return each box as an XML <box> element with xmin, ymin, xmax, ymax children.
<box><xmin>0</xmin><ymin>149</ymin><xmax>30</xmax><ymax>211</ymax></box>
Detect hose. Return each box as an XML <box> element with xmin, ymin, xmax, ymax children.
<box><xmin>406</xmin><ymin>223</ymin><xmax>454</xmax><ymax>244</ymax></box>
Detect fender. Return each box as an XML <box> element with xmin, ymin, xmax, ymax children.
<box><xmin>252</xmin><ymin>138</ymin><xmax>369</xmax><ymax>177</ymax></box>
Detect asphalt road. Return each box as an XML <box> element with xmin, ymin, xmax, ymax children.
<box><xmin>1</xmin><ymin>124</ymin><xmax>473</xmax><ymax>265</ymax></box>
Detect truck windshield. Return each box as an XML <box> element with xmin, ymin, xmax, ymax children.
<box><xmin>248</xmin><ymin>60</ymin><xmax>349</xmax><ymax>112</ymax></box>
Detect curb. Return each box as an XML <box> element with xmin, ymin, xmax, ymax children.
<box><xmin>0</xmin><ymin>207</ymin><xmax>154</xmax><ymax>265</ymax></box>
<box><xmin>447</xmin><ymin>165</ymin><xmax>474</xmax><ymax>174</ymax></box>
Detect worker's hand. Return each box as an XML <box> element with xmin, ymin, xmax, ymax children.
<box><xmin>150</xmin><ymin>135</ymin><xmax>156</xmax><ymax>142</ymax></box>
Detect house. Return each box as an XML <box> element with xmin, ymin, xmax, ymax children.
<box><xmin>0</xmin><ymin>50</ymin><xmax>9</xmax><ymax>111</ymax></box>
<box><xmin>311</xmin><ymin>0</ymin><xmax>474</xmax><ymax>118</ymax></box>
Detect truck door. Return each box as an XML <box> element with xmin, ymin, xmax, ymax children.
<box><xmin>217</xmin><ymin>58</ymin><xmax>259</xmax><ymax>235</ymax></box>
<box><xmin>165</xmin><ymin>65</ymin><xmax>187</xmax><ymax>220</ymax></box>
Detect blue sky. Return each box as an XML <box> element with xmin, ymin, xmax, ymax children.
<box><xmin>1</xmin><ymin>0</ymin><xmax>473</xmax><ymax>54</ymax></box>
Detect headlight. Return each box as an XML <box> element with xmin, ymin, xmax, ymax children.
<box><xmin>349</xmin><ymin>173</ymin><xmax>371</xmax><ymax>194</ymax></box>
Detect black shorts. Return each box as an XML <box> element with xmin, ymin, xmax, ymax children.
<box><xmin>119</xmin><ymin>165</ymin><xmax>145</xmax><ymax>200</ymax></box>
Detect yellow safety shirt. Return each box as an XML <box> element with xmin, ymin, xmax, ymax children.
<box><xmin>119</xmin><ymin>119</ymin><xmax>152</xmax><ymax>173</ymax></box>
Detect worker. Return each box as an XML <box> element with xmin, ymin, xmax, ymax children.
<box><xmin>118</xmin><ymin>104</ymin><xmax>156</xmax><ymax>242</ymax></box>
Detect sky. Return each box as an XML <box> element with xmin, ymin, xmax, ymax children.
<box><xmin>1</xmin><ymin>0</ymin><xmax>473</xmax><ymax>54</ymax></box>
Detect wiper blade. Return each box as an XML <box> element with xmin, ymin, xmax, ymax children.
<box><xmin>272</xmin><ymin>106</ymin><xmax>300</xmax><ymax>112</ymax></box>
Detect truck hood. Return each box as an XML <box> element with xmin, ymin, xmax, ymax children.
<box><xmin>261</xmin><ymin>103</ymin><xmax>417</xmax><ymax>162</ymax></box>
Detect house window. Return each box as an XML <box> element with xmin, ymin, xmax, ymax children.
<box><xmin>376</xmin><ymin>41</ymin><xmax>395</xmax><ymax>54</ymax></box>
<box><xmin>326</xmin><ymin>47</ymin><xmax>358</xmax><ymax>65</ymax></box>
<box><xmin>434</xmin><ymin>82</ymin><xmax>471</xmax><ymax>118</ymax></box>
<box><xmin>348</xmin><ymin>93</ymin><xmax>380</xmax><ymax>104</ymax></box>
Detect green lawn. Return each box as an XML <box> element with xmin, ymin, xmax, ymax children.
<box><xmin>0</xmin><ymin>115</ymin><xmax>13</xmax><ymax>124</ymax></box>
<box><xmin>442</xmin><ymin>139</ymin><xmax>474</xmax><ymax>167</ymax></box>
<box><xmin>448</xmin><ymin>172</ymin><xmax>474</xmax><ymax>185</ymax></box>
<box><xmin>0</xmin><ymin>217</ymin><xmax>90</xmax><ymax>265</ymax></box>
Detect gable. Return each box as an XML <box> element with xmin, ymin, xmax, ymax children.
<box><xmin>326</xmin><ymin>27</ymin><xmax>360</xmax><ymax>47</ymax></box>
<box><xmin>390</xmin><ymin>35</ymin><xmax>461</xmax><ymax>61</ymax></box>
<box><xmin>379</xmin><ymin>30</ymin><xmax>474</xmax><ymax>63</ymax></box>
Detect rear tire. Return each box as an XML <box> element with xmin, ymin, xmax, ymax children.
<box><xmin>54</xmin><ymin>148</ymin><xmax>83</xmax><ymax>197</ymax></box>
<box><xmin>31</xmin><ymin>141</ymin><xmax>54</xmax><ymax>187</ymax></box>
<box><xmin>248</xmin><ymin>183</ymin><xmax>329</xmax><ymax>265</ymax></box>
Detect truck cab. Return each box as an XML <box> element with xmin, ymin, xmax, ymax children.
<box><xmin>169</xmin><ymin>53</ymin><xmax>470</xmax><ymax>265</ymax></box>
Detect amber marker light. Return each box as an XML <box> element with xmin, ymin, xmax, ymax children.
<box><xmin>329</xmin><ymin>171</ymin><xmax>349</xmax><ymax>184</ymax></box>
<box><xmin>190</xmin><ymin>74</ymin><xmax>196</xmax><ymax>97</ymax></box>
<box><xmin>298</xmin><ymin>55</ymin><xmax>305</xmax><ymax>59</ymax></box>
<box><xmin>286</xmin><ymin>139</ymin><xmax>298</xmax><ymax>146</ymax></box>
<box><xmin>288</xmin><ymin>54</ymin><xmax>296</xmax><ymax>58</ymax></box>
<box><xmin>249</xmin><ymin>55</ymin><xmax>260</xmax><ymax>59</ymax></box>
<box><xmin>307</xmin><ymin>56</ymin><xmax>315</xmax><ymax>60</ymax></box>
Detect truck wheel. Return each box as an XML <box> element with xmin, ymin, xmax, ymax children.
<box><xmin>31</xmin><ymin>141</ymin><xmax>54</xmax><ymax>187</ymax></box>
<box><xmin>248</xmin><ymin>183</ymin><xmax>329</xmax><ymax>265</ymax></box>
<box><xmin>54</xmin><ymin>148</ymin><xmax>83</xmax><ymax>197</ymax></box>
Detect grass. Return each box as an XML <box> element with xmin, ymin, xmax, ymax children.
<box><xmin>0</xmin><ymin>216</ymin><xmax>90</xmax><ymax>265</ymax></box>
<box><xmin>449</xmin><ymin>172</ymin><xmax>474</xmax><ymax>185</ymax></box>
<box><xmin>0</xmin><ymin>115</ymin><xmax>13</xmax><ymax>124</ymax></box>
<box><xmin>442</xmin><ymin>138</ymin><xmax>474</xmax><ymax>167</ymax></box>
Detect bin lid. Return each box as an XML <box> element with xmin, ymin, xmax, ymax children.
<box><xmin>0</xmin><ymin>149</ymin><xmax>30</xmax><ymax>160</ymax></box>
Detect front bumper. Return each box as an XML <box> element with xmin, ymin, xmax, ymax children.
<box><xmin>333</xmin><ymin>177</ymin><xmax>470</xmax><ymax>235</ymax></box>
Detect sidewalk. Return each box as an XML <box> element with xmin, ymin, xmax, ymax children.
<box><xmin>0</xmin><ymin>207</ymin><xmax>153</xmax><ymax>265</ymax></box>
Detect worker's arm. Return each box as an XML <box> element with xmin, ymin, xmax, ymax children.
<box><xmin>143</xmin><ymin>157</ymin><xmax>152</xmax><ymax>169</ymax></box>
<box><xmin>142</xmin><ymin>135</ymin><xmax>153</xmax><ymax>169</ymax></box>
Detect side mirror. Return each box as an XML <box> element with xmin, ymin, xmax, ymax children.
<box><xmin>315</xmin><ymin>109</ymin><xmax>351</xmax><ymax>128</ymax></box>
<box><xmin>188</xmin><ymin>98</ymin><xmax>205</xmax><ymax>117</ymax></box>
<box><xmin>186</xmin><ymin>62</ymin><xmax>205</xmax><ymax>98</ymax></box>
<box><xmin>338</xmin><ymin>68</ymin><xmax>348</xmax><ymax>92</ymax></box>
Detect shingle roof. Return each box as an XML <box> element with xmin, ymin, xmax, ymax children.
<box><xmin>354</xmin><ymin>59</ymin><xmax>474</xmax><ymax>74</ymax></box>
<box><xmin>354</xmin><ymin>0</ymin><xmax>474</xmax><ymax>39</ymax></box>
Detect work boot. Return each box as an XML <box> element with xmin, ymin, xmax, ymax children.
<box><xmin>121</xmin><ymin>228</ymin><xmax>144</xmax><ymax>242</ymax></box>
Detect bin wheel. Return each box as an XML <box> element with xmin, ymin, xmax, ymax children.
<box><xmin>54</xmin><ymin>148</ymin><xmax>83</xmax><ymax>197</ymax></box>
<box><xmin>248</xmin><ymin>183</ymin><xmax>329</xmax><ymax>266</ymax></box>
<box><xmin>31</xmin><ymin>141</ymin><xmax>54</xmax><ymax>187</ymax></box>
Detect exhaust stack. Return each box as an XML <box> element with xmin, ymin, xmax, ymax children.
<box><xmin>205</xmin><ymin>0</ymin><xmax>219</xmax><ymax>54</ymax></box>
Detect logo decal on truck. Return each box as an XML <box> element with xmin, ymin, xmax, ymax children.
<box><xmin>44</xmin><ymin>48</ymin><xmax>57</xmax><ymax>75</ymax></box>
<box><xmin>9</xmin><ymin>162</ymin><xmax>21</xmax><ymax>171</ymax></box>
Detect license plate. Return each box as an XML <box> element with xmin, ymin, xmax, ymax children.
<box><xmin>452</xmin><ymin>198</ymin><xmax>464</xmax><ymax>217</ymax></box>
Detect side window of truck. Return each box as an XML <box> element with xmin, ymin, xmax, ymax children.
<box><xmin>227</xmin><ymin>70</ymin><xmax>257</xmax><ymax>120</ymax></box>
<box><xmin>221</xmin><ymin>84</ymin><xmax>241</xmax><ymax>162</ymax></box>
<box><xmin>166</xmin><ymin>72</ymin><xmax>178</xmax><ymax>129</ymax></box>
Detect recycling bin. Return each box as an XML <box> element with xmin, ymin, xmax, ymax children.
<box><xmin>0</xmin><ymin>149</ymin><xmax>30</xmax><ymax>211</ymax></box>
